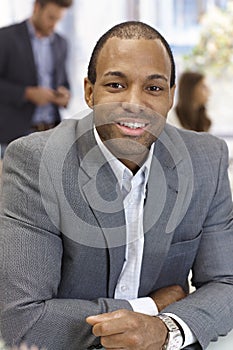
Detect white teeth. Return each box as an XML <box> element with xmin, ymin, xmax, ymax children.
<box><xmin>119</xmin><ymin>122</ymin><xmax>146</xmax><ymax>129</ymax></box>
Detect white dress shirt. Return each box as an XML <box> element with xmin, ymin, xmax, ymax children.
<box><xmin>94</xmin><ymin>128</ymin><xmax>196</xmax><ymax>348</ymax></box>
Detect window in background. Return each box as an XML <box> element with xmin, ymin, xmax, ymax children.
<box><xmin>138</xmin><ymin>0</ymin><xmax>233</xmax><ymax>168</ymax></box>
<box><xmin>0</xmin><ymin>0</ymin><xmax>33</xmax><ymax>27</ymax></box>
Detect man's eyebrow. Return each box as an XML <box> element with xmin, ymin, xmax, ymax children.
<box><xmin>146</xmin><ymin>74</ymin><xmax>168</xmax><ymax>82</ymax></box>
<box><xmin>103</xmin><ymin>71</ymin><xmax>168</xmax><ymax>82</ymax></box>
<box><xmin>103</xmin><ymin>71</ymin><xmax>126</xmax><ymax>78</ymax></box>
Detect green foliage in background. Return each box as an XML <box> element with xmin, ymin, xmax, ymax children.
<box><xmin>184</xmin><ymin>1</ymin><xmax>233</xmax><ymax>76</ymax></box>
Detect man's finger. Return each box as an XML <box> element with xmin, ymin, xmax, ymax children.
<box><xmin>86</xmin><ymin>309</ymin><xmax>127</xmax><ymax>325</ymax></box>
<box><xmin>86</xmin><ymin>313</ymin><xmax>111</xmax><ymax>325</ymax></box>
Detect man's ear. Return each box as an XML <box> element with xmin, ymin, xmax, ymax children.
<box><xmin>33</xmin><ymin>1</ymin><xmax>41</xmax><ymax>14</ymax></box>
<box><xmin>84</xmin><ymin>77</ymin><xmax>94</xmax><ymax>109</ymax></box>
<box><xmin>169</xmin><ymin>84</ymin><xmax>176</xmax><ymax>110</ymax></box>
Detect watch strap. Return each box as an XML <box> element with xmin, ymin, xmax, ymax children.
<box><xmin>157</xmin><ymin>314</ymin><xmax>183</xmax><ymax>350</ymax></box>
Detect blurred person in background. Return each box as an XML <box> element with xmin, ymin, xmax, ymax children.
<box><xmin>168</xmin><ymin>71</ymin><xmax>211</xmax><ymax>132</ymax></box>
<box><xmin>0</xmin><ymin>0</ymin><xmax>73</xmax><ymax>158</ymax></box>
<box><xmin>168</xmin><ymin>71</ymin><xmax>233</xmax><ymax>193</ymax></box>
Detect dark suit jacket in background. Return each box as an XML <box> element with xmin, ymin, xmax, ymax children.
<box><xmin>0</xmin><ymin>20</ymin><xmax>70</xmax><ymax>144</ymax></box>
<box><xmin>0</xmin><ymin>115</ymin><xmax>233</xmax><ymax>350</ymax></box>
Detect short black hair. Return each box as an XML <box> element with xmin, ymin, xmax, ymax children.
<box><xmin>36</xmin><ymin>0</ymin><xmax>73</xmax><ymax>8</ymax></box>
<box><xmin>87</xmin><ymin>21</ymin><xmax>176</xmax><ymax>88</ymax></box>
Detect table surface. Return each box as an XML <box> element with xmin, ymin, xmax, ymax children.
<box><xmin>207</xmin><ymin>329</ymin><xmax>233</xmax><ymax>349</ymax></box>
<box><xmin>98</xmin><ymin>330</ymin><xmax>233</xmax><ymax>350</ymax></box>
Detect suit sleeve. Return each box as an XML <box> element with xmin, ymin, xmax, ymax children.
<box><xmin>162</xmin><ymin>139</ymin><xmax>233</xmax><ymax>349</ymax></box>
<box><xmin>0</xmin><ymin>138</ymin><xmax>132</xmax><ymax>350</ymax></box>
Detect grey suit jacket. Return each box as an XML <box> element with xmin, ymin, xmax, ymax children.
<box><xmin>0</xmin><ymin>114</ymin><xmax>233</xmax><ymax>350</ymax></box>
<box><xmin>0</xmin><ymin>20</ymin><xmax>70</xmax><ymax>144</ymax></box>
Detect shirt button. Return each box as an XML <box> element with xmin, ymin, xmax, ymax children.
<box><xmin>121</xmin><ymin>285</ymin><xmax>128</xmax><ymax>292</ymax></box>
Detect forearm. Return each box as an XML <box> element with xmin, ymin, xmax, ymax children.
<box><xmin>0</xmin><ymin>215</ymin><xmax>132</xmax><ymax>349</ymax></box>
<box><xmin>1</xmin><ymin>296</ymin><xmax>132</xmax><ymax>349</ymax></box>
<box><xmin>162</xmin><ymin>281</ymin><xmax>233</xmax><ymax>349</ymax></box>
<box><xmin>0</xmin><ymin>141</ymin><xmax>131</xmax><ymax>349</ymax></box>
<box><xmin>129</xmin><ymin>291</ymin><xmax>196</xmax><ymax>348</ymax></box>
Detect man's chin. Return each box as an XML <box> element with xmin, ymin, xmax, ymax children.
<box><xmin>42</xmin><ymin>29</ymin><xmax>53</xmax><ymax>37</ymax></box>
<box><xmin>103</xmin><ymin>138</ymin><xmax>150</xmax><ymax>161</ymax></box>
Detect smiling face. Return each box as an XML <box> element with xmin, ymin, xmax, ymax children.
<box><xmin>84</xmin><ymin>37</ymin><xmax>175</xmax><ymax>170</ymax></box>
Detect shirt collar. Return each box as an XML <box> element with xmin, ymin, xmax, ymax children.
<box><xmin>93</xmin><ymin>127</ymin><xmax>154</xmax><ymax>190</ymax></box>
<box><xmin>26</xmin><ymin>19</ymin><xmax>55</xmax><ymax>43</ymax></box>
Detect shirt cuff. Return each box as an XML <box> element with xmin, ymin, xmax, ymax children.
<box><xmin>165</xmin><ymin>312</ymin><xmax>197</xmax><ymax>348</ymax></box>
<box><xmin>128</xmin><ymin>297</ymin><xmax>158</xmax><ymax>316</ymax></box>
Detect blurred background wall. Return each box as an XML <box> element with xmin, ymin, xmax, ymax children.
<box><xmin>1</xmin><ymin>0</ymin><xmax>233</xmax><ymax>170</ymax></box>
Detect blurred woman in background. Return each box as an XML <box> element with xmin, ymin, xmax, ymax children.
<box><xmin>168</xmin><ymin>71</ymin><xmax>212</xmax><ymax>132</ymax></box>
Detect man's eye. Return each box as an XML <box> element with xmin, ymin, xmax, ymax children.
<box><xmin>107</xmin><ymin>83</ymin><xmax>124</xmax><ymax>89</ymax></box>
<box><xmin>147</xmin><ymin>86</ymin><xmax>161</xmax><ymax>92</ymax></box>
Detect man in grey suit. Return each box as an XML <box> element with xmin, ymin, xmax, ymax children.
<box><xmin>0</xmin><ymin>0</ymin><xmax>72</xmax><ymax>158</ymax></box>
<box><xmin>0</xmin><ymin>21</ymin><xmax>233</xmax><ymax>350</ymax></box>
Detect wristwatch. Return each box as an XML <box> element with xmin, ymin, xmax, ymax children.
<box><xmin>157</xmin><ymin>314</ymin><xmax>183</xmax><ymax>350</ymax></box>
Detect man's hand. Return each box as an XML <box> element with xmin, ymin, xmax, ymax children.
<box><xmin>52</xmin><ymin>86</ymin><xmax>70</xmax><ymax>107</ymax></box>
<box><xmin>150</xmin><ymin>285</ymin><xmax>187</xmax><ymax>312</ymax></box>
<box><xmin>24</xmin><ymin>85</ymin><xmax>70</xmax><ymax>107</ymax></box>
<box><xmin>86</xmin><ymin>285</ymin><xmax>187</xmax><ymax>349</ymax></box>
<box><xmin>24</xmin><ymin>86</ymin><xmax>56</xmax><ymax>106</ymax></box>
<box><xmin>86</xmin><ymin>309</ymin><xmax>167</xmax><ymax>350</ymax></box>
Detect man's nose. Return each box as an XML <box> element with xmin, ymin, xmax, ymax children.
<box><xmin>122</xmin><ymin>88</ymin><xmax>144</xmax><ymax>113</ymax></box>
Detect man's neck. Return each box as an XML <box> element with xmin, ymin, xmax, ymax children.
<box><xmin>29</xmin><ymin>17</ymin><xmax>48</xmax><ymax>38</ymax></box>
<box><xmin>118</xmin><ymin>154</ymin><xmax>148</xmax><ymax>175</ymax></box>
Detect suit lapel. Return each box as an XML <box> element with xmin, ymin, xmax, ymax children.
<box><xmin>76</xmin><ymin>115</ymin><xmax>126</xmax><ymax>297</ymax></box>
<box><xmin>139</xmin><ymin>125</ymin><xmax>194</xmax><ymax>295</ymax></box>
<box><xmin>17</xmin><ymin>21</ymin><xmax>37</xmax><ymax>82</ymax></box>
<box><xmin>52</xmin><ymin>35</ymin><xmax>60</xmax><ymax>87</ymax></box>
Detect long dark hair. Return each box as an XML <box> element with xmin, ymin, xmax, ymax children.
<box><xmin>175</xmin><ymin>71</ymin><xmax>211</xmax><ymax>132</ymax></box>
